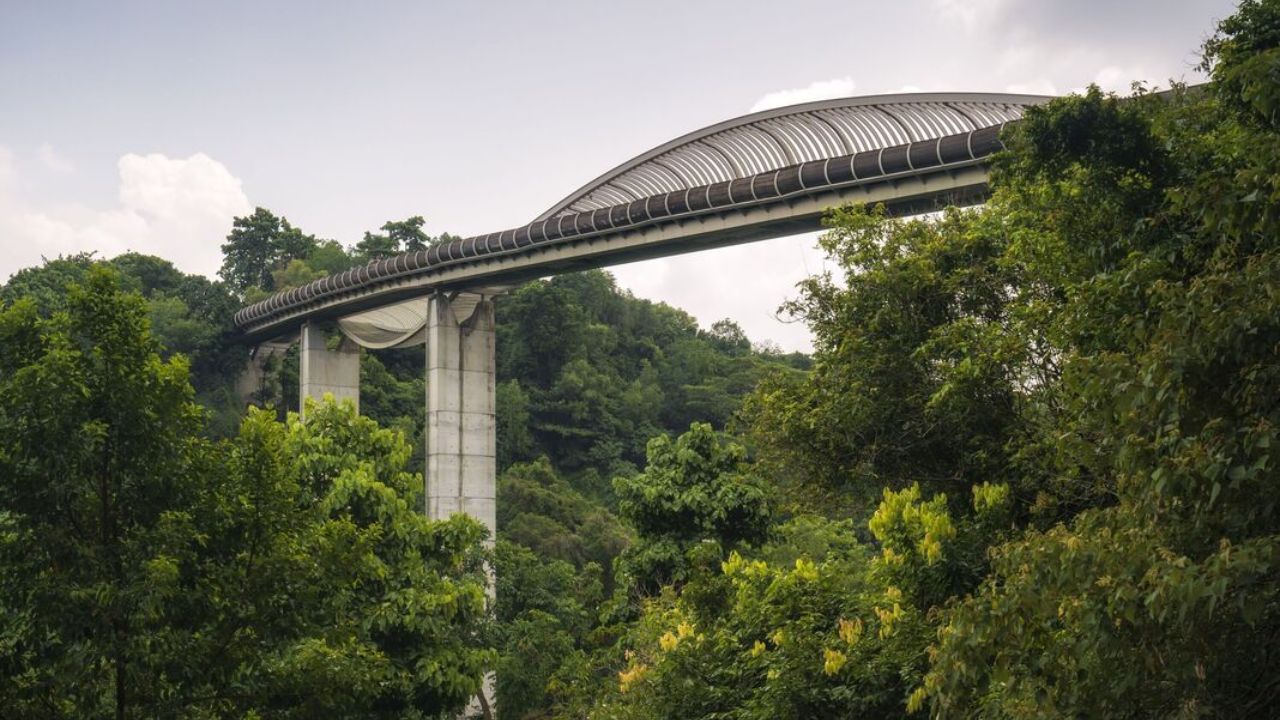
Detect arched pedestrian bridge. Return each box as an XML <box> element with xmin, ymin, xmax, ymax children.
<box><xmin>234</xmin><ymin>91</ymin><xmax>1050</xmax><ymax>539</ymax></box>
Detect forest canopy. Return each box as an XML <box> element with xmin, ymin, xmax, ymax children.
<box><xmin>2</xmin><ymin>2</ymin><xmax>1280</xmax><ymax>718</ymax></box>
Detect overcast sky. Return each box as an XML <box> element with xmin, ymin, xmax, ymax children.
<box><xmin>0</xmin><ymin>0</ymin><xmax>1236</xmax><ymax>351</ymax></box>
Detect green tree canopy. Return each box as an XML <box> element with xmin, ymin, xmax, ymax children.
<box><xmin>219</xmin><ymin>207</ymin><xmax>319</xmax><ymax>293</ymax></box>
<box><xmin>613</xmin><ymin>423</ymin><xmax>770</xmax><ymax>599</ymax></box>
<box><xmin>0</xmin><ymin>269</ymin><xmax>493</xmax><ymax>718</ymax></box>
<box><xmin>918</xmin><ymin>7</ymin><xmax>1280</xmax><ymax>716</ymax></box>
<box><xmin>582</xmin><ymin>5</ymin><xmax>1280</xmax><ymax>719</ymax></box>
<box><xmin>354</xmin><ymin>216</ymin><xmax>458</xmax><ymax>262</ymax></box>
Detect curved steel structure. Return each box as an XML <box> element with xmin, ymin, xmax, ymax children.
<box><xmin>235</xmin><ymin>92</ymin><xmax>1050</xmax><ymax>339</ymax></box>
<box><xmin>537</xmin><ymin>93</ymin><xmax>1036</xmax><ymax>220</ymax></box>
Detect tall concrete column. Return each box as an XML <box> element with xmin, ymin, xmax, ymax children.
<box><xmin>236</xmin><ymin>340</ymin><xmax>290</xmax><ymax>410</ymax></box>
<box><xmin>424</xmin><ymin>291</ymin><xmax>497</xmax><ymax>541</ymax></box>
<box><xmin>425</xmin><ymin>290</ymin><xmax>497</xmax><ymax>719</ymax></box>
<box><xmin>299</xmin><ymin>321</ymin><xmax>360</xmax><ymax>416</ymax></box>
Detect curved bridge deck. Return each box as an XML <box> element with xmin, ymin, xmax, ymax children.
<box><xmin>235</xmin><ymin>92</ymin><xmax>1049</xmax><ymax>341</ymax></box>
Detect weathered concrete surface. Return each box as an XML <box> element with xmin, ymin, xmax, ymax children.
<box><xmin>235</xmin><ymin>341</ymin><xmax>290</xmax><ymax>410</ymax></box>
<box><xmin>422</xmin><ymin>291</ymin><xmax>498</xmax><ymax>719</ymax></box>
<box><xmin>424</xmin><ymin>291</ymin><xmax>497</xmax><ymax>541</ymax></box>
<box><xmin>299</xmin><ymin>321</ymin><xmax>360</xmax><ymax>416</ymax></box>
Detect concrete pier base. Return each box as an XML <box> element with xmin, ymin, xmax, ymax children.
<box><xmin>299</xmin><ymin>321</ymin><xmax>360</xmax><ymax>416</ymax></box>
<box><xmin>236</xmin><ymin>340</ymin><xmax>290</xmax><ymax>410</ymax></box>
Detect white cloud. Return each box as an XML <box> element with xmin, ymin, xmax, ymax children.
<box><xmin>750</xmin><ymin>77</ymin><xmax>857</xmax><ymax>113</ymax></box>
<box><xmin>37</xmin><ymin>143</ymin><xmax>75</xmax><ymax>174</ymax></box>
<box><xmin>0</xmin><ymin>148</ymin><xmax>251</xmax><ymax>282</ymax></box>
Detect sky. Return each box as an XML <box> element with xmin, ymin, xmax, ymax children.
<box><xmin>0</xmin><ymin>0</ymin><xmax>1237</xmax><ymax>351</ymax></box>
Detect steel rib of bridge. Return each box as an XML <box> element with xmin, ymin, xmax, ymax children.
<box><xmin>535</xmin><ymin>92</ymin><xmax>1037</xmax><ymax>219</ymax></box>
<box><xmin>235</xmin><ymin>93</ymin><xmax>1050</xmax><ymax>340</ymax></box>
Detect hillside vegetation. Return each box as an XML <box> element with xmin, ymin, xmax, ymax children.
<box><xmin>3</xmin><ymin>2</ymin><xmax>1280</xmax><ymax>717</ymax></box>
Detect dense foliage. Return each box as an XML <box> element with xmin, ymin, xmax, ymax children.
<box><xmin>2</xmin><ymin>181</ymin><xmax>801</xmax><ymax>720</ymax></box>
<box><xmin>611</xmin><ymin>424</ymin><xmax>770</xmax><ymax>600</ymax></box>
<box><xmin>585</xmin><ymin>4</ymin><xmax>1280</xmax><ymax>719</ymax></box>
<box><xmin>0</xmin><ymin>270</ymin><xmax>491</xmax><ymax>718</ymax></box>
<box><xmin>3</xmin><ymin>3</ymin><xmax>1279</xmax><ymax>717</ymax></box>
<box><xmin>1</xmin><ymin>252</ymin><xmax>247</xmax><ymax>435</ymax></box>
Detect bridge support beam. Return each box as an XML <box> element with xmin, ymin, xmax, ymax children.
<box><xmin>424</xmin><ymin>291</ymin><xmax>497</xmax><ymax>541</ymax></box>
<box><xmin>299</xmin><ymin>321</ymin><xmax>360</xmax><ymax>416</ymax></box>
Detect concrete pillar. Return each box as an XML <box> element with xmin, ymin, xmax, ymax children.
<box><xmin>299</xmin><ymin>321</ymin><xmax>360</xmax><ymax>416</ymax></box>
<box><xmin>236</xmin><ymin>341</ymin><xmax>289</xmax><ymax>410</ymax></box>
<box><xmin>424</xmin><ymin>291</ymin><xmax>497</xmax><ymax>540</ymax></box>
<box><xmin>424</xmin><ymin>290</ymin><xmax>498</xmax><ymax>719</ymax></box>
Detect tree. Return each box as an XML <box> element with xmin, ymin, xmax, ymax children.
<box><xmin>270</xmin><ymin>258</ymin><xmax>326</xmax><ymax>291</ymax></box>
<box><xmin>595</xmin><ymin>5</ymin><xmax>1280</xmax><ymax>718</ymax></box>
<box><xmin>353</xmin><ymin>216</ymin><xmax>455</xmax><ymax>262</ymax></box>
<box><xmin>741</xmin><ymin>204</ymin><xmax>1023</xmax><ymax>519</ymax></box>
<box><xmin>613</xmin><ymin>423</ymin><xmax>770</xmax><ymax>599</ymax></box>
<box><xmin>0</xmin><ymin>269</ymin><xmax>493</xmax><ymax>717</ymax></box>
<box><xmin>917</xmin><ymin>7</ymin><xmax>1280</xmax><ymax>716</ymax></box>
<box><xmin>0</xmin><ymin>267</ymin><xmax>215</xmax><ymax>718</ymax></box>
<box><xmin>0</xmin><ymin>252</ymin><xmax>96</xmax><ymax>312</ymax></box>
<box><xmin>705</xmin><ymin>318</ymin><xmax>750</xmax><ymax>356</ymax></box>
<box><xmin>497</xmin><ymin>457</ymin><xmax>630</xmax><ymax>577</ymax></box>
<box><xmin>3</xmin><ymin>252</ymin><xmax>248</xmax><ymax>436</ymax></box>
<box><xmin>491</xmin><ymin>270</ymin><xmax>796</xmax><ymax>496</ymax></box>
<box><xmin>382</xmin><ymin>216</ymin><xmax>431</xmax><ymax>252</ymax></box>
<box><xmin>354</xmin><ymin>229</ymin><xmax>400</xmax><ymax>261</ymax></box>
<box><xmin>491</xmin><ymin>541</ymin><xmax>602</xmax><ymax>720</ymax></box>
<box><xmin>219</xmin><ymin>207</ymin><xmax>318</xmax><ymax>293</ymax></box>
<box><xmin>594</xmin><ymin>488</ymin><xmax>1010</xmax><ymax>720</ymax></box>
<box><xmin>234</xmin><ymin>400</ymin><xmax>494</xmax><ymax>718</ymax></box>
<box><xmin>496</xmin><ymin>380</ymin><xmax>537</xmax><ymax>469</ymax></box>
<box><xmin>305</xmin><ymin>239</ymin><xmax>356</xmax><ymax>275</ymax></box>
